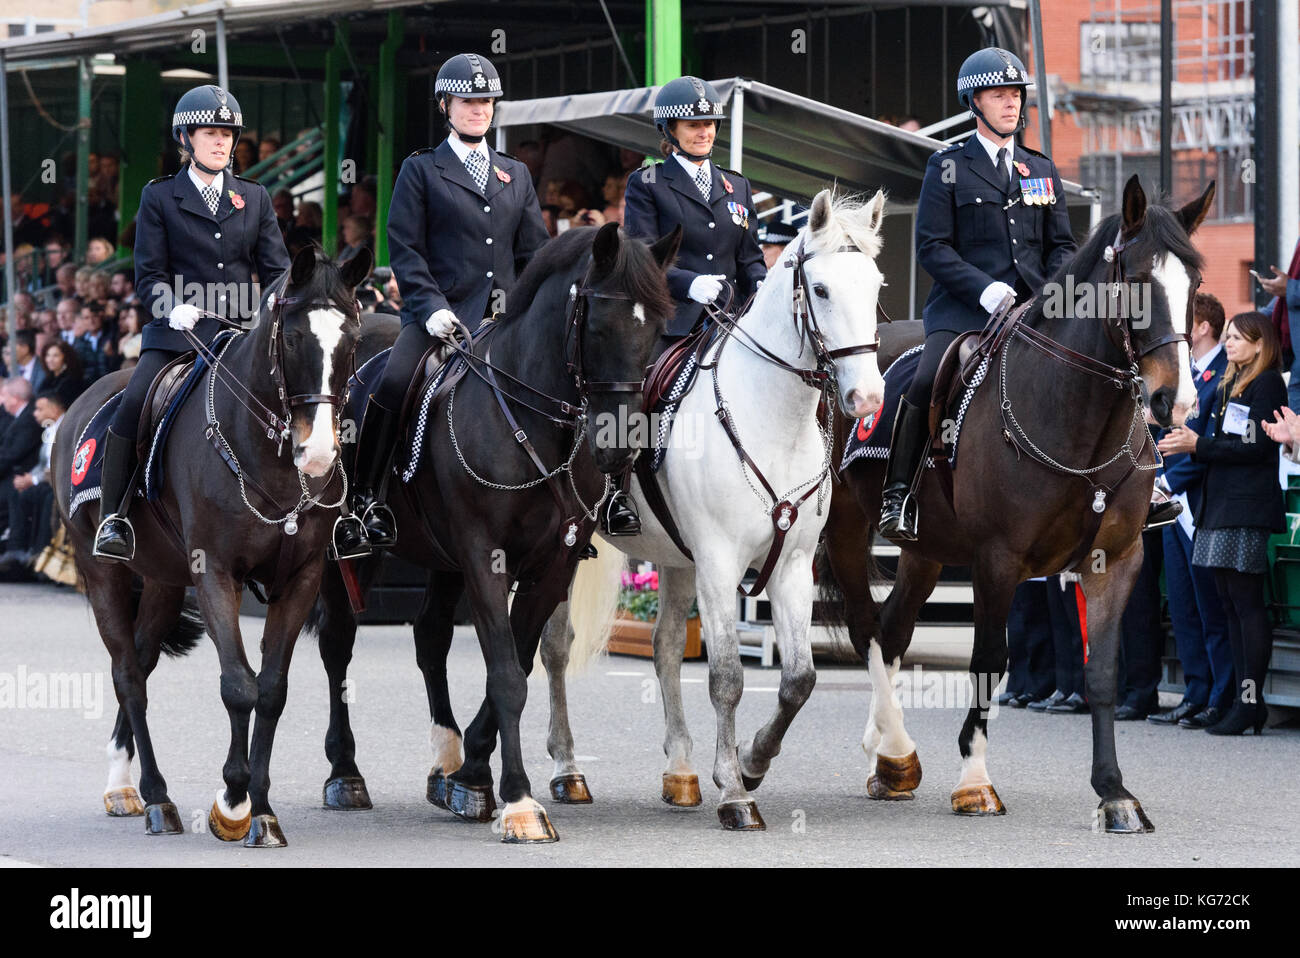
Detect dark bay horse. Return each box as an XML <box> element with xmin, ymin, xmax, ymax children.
<box><xmin>54</xmin><ymin>246</ymin><xmax>372</xmax><ymax>846</ymax></box>
<box><xmin>819</xmin><ymin>176</ymin><xmax>1214</xmax><ymax>831</ymax></box>
<box><xmin>309</xmin><ymin>222</ymin><xmax>681</xmax><ymax>843</ymax></box>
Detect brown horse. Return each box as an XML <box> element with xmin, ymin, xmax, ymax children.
<box><xmin>819</xmin><ymin>176</ymin><xmax>1214</xmax><ymax>831</ymax></box>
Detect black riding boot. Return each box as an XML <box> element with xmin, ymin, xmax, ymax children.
<box><xmin>92</xmin><ymin>428</ymin><xmax>139</xmax><ymax>562</ymax></box>
<box><xmin>878</xmin><ymin>397</ymin><xmax>930</xmax><ymax>541</ymax></box>
<box><xmin>349</xmin><ymin>395</ymin><xmax>400</xmax><ymax>550</ymax></box>
<box><xmin>601</xmin><ymin>468</ymin><xmax>640</xmax><ymax>536</ymax></box>
<box><xmin>1143</xmin><ymin>498</ymin><xmax>1183</xmax><ymax>530</ymax></box>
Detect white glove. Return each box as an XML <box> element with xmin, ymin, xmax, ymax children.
<box><xmin>688</xmin><ymin>274</ymin><xmax>726</xmax><ymax>305</ymax></box>
<box><xmin>168</xmin><ymin>303</ymin><xmax>201</xmax><ymax>330</ymax></box>
<box><xmin>979</xmin><ymin>281</ymin><xmax>1017</xmax><ymax>315</ymax></box>
<box><xmin>425</xmin><ymin>308</ymin><xmax>458</xmax><ymax>339</ymax></box>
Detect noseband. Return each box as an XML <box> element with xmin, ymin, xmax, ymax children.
<box><xmin>1101</xmin><ymin>226</ymin><xmax>1194</xmax><ymax>367</ymax></box>
<box><xmin>564</xmin><ymin>274</ymin><xmax>648</xmax><ymax>398</ymax></box>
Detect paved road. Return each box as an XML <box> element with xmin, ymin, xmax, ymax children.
<box><xmin>3</xmin><ymin>582</ymin><xmax>1298</xmax><ymax>867</ymax></box>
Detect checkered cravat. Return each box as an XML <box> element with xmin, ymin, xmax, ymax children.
<box><xmin>464</xmin><ymin>149</ymin><xmax>489</xmax><ymax>193</ymax></box>
<box><xmin>201</xmin><ymin>183</ymin><xmax>220</xmax><ymax>215</ymax></box>
<box><xmin>694</xmin><ymin>163</ymin><xmax>712</xmax><ymax>201</ymax></box>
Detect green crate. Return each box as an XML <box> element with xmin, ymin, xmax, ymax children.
<box><xmin>1272</xmin><ymin>555</ymin><xmax>1300</xmax><ymax>627</ymax></box>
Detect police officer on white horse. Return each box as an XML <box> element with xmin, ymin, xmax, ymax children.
<box><xmin>341</xmin><ymin>52</ymin><xmax>548</xmax><ymax>558</ymax></box>
<box><xmin>879</xmin><ymin>48</ymin><xmax>1076</xmax><ymax>540</ymax></box>
<box><xmin>93</xmin><ymin>85</ymin><xmax>289</xmax><ymax>561</ymax></box>
<box><xmin>614</xmin><ymin>75</ymin><xmax>766</xmax><ymax>534</ymax></box>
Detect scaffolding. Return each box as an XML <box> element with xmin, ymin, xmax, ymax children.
<box><xmin>1075</xmin><ymin>0</ymin><xmax>1254</xmax><ymax>219</ymax></box>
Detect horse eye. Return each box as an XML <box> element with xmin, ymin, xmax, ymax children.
<box><xmin>813</xmin><ymin>283</ymin><xmax>829</xmax><ymax>298</ymax></box>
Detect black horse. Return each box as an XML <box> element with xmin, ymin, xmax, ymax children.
<box><xmin>54</xmin><ymin>246</ymin><xmax>372</xmax><ymax>847</ymax></box>
<box><xmin>309</xmin><ymin>222</ymin><xmax>680</xmax><ymax>843</ymax></box>
<box><xmin>819</xmin><ymin>176</ymin><xmax>1213</xmax><ymax>831</ymax></box>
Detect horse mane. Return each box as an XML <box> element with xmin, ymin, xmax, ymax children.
<box><xmin>1049</xmin><ymin>205</ymin><xmax>1205</xmax><ymax>291</ymax></box>
<box><xmin>500</xmin><ymin>225</ymin><xmax>675</xmax><ymax>328</ymax></box>
<box><xmin>801</xmin><ymin>189</ymin><xmax>884</xmax><ymax>260</ymax></box>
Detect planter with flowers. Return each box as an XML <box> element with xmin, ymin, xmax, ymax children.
<box><xmin>608</xmin><ymin>566</ymin><xmax>703</xmax><ymax>659</ymax></box>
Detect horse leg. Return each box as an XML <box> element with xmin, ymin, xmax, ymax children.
<box><xmin>950</xmin><ymin>556</ymin><xmax>1017</xmax><ymax>816</ymax></box>
<box><xmin>82</xmin><ymin>562</ymin><xmax>184</xmax><ymax>836</ymax></box>
<box><xmin>193</xmin><ymin>570</ymin><xmax>259</xmax><ymax>844</ymax></box>
<box><xmin>861</xmin><ymin>550</ymin><xmax>938</xmax><ymax>799</ymax></box>
<box><xmin>235</xmin><ymin>565</ymin><xmax>325</xmax><ymax>848</ymax></box>
<box><xmin>539</xmin><ymin>599</ymin><xmax>594</xmax><ymax>804</ymax></box>
<box><xmin>652</xmin><ymin>565</ymin><xmax>703</xmax><ymax>808</ymax></box>
<box><xmin>695</xmin><ymin>551</ymin><xmax>764</xmax><ymax>830</ymax></box>
<box><xmin>103</xmin><ymin>581</ymin><xmax>185</xmax><ymax>818</ymax></box>
<box><xmin>413</xmin><ymin>568</ymin><xmax>466</xmax><ymax>809</ymax></box>
<box><xmin>1080</xmin><ymin>544</ymin><xmax>1155</xmax><ymax>833</ymax></box>
<box><xmin>737</xmin><ymin>549</ymin><xmax>818</xmax><ymax>793</ymax></box>
<box><xmin>318</xmin><ymin>559</ymin><xmax>372</xmax><ymax>811</ymax></box>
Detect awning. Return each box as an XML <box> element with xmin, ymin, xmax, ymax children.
<box><xmin>495</xmin><ymin>77</ymin><xmax>1094</xmax><ymax>212</ymax></box>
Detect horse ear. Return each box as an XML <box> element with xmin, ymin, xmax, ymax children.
<box><xmin>809</xmin><ymin>189</ymin><xmax>832</xmax><ymax>234</ymax></box>
<box><xmin>1177</xmin><ymin>180</ymin><xmax>1216</xmax><ymax>237</ymax></box>
<box><xmin>290</xmin><ymin>245</ymin><xmax>317</xmax><ymax>287</ymax></box>
<box><xmin>1121</xmin><ymin>174</ymin><xmax>1147</xmax><ymax>236</ymax></box>
<box><xmin>650</xmin><ymin>225</ymin><xmax>682</xmax><ymax>269</ymax></box>
<box><xmin>339</xmin><ymin>247</ymin><xmax>374</xmax><ymax>291</ymax></box>
<box><xmin>866</xmin><ymin>189</ymin><xmax>886</xmax><ymax>234</ymax></box>
<box><xmin>592</xmin><ymin>221</ymin><xmax>621</xmax><ymax>274</ymax></box>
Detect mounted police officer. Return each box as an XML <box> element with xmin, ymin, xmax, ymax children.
<box><xmin>614</xmin><ymin>75</ymin><xmax>766</xmax><ymax>535</ymax></box>
<box><xmin>879</xmin><ymin>47</ymin><xmax>1076</xmax><ymax>540</ymax></box>
<box><xmin>341</xmin><ymin>52</ymin><xmax>548</xmax><ymax>558</ymax></box>
<box><xmin>93</xmin><ymin>85</ymin><xmax>289</xmax><ymax>561</ymax></box>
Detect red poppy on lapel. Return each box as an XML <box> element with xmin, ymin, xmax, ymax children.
<box><xmin>1202</xmin><ymin>369</ymin><xmax>1213</xmax><ymax>382</ymax></box>
<box><xmin>494</xmin><ymin>166</ymin><xmax>511</xmax><ymax>183</ymax></box>
<box><xmin>228</xmin><ymin>190</ymin><xmax>245</xmax><ymax>210</ymax></box>
<box><xmin>720</xmin><ymin>173</ymin><xmax>734</xmax><ymax>194</ymax></box>
<box><xmin>1014</xmin><ymin>161</ymin><xmax>1030</xmax><ymax>177</ymax></box>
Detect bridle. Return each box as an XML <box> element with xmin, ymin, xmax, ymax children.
<box><xmin>563</xmin><ymin>268</ymin><xmax>651</xmax><ymax>398</ymax></box>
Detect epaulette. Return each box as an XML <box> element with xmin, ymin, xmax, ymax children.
<box><xmin>493</xmin><ymin>149</ymin><xmax>520</xmax><ymax>162</ymax></box>
<box><xmin>232</xmin><ymin>173</ymin><xmax>260</xmax><ymax>185</ymax></box>
<box><xmin>146</xmin><ymin>173</ymin><xmax>176</xmax><ymax>185</ymax></box>
<box><xmin>716</xmin><ymin>166</ymin><xmax>745</xmax><ymax>178</ymax></box>
<box><xmin>933</xmin><ymin>141</ymin><xmax>962</xmax><ymax>155</ymax></box>
<box><xmin>639</xmin><ymin>162</ymin><xmax>664</xmax><ymax>184</ymax></box>
<box><xmin>407</xmin><ymin>147</ymin><xmax>436</xmax><ymax>158</ymax></box>
<box><xmin>1019</xmin><ymin>145</ymin><xmax>1051</xmax><ymax>161</ymax></box>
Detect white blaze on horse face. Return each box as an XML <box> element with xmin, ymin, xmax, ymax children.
<box><xmin>633</xmin><ymin>302</ymin><xmax>646</xmax><ymax>326</ymax></box>
<box><xmin>1151</xmin><ymin>253</ymin><xmax>1195</xmax><ymax>423</ymax></box>
<box><xmin>833</xmin><ymin>256</ymin><xmax>886</xmax><ymax>418</ymax></box>
<box><xmin>295</xmin><ymin>307</ymin><xmax>346</xmax><ymax>477</ymax></box>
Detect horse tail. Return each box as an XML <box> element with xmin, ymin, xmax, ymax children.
<box><xmin>126</xmin><ymin>580</ymin><xmax>206</xmax><ymax>658</ymax></box>
<box><xmin>813</xmin><ymin>539</ymin><xmax>847</xmax><ymax>634</ymax></box>
<box><xmin>566</xmin><ymin>533</ymin><xmax>626</xmax><ymax>674</ymax></box>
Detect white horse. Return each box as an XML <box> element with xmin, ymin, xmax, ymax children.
<box><xmin>548</xmin><ymin>188</ymin><xmax>888</xmax><ymax>829</ymax></box>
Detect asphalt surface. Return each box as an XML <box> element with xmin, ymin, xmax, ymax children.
<box><xmin>3</xmin><ymin>581</ymin><xmax>1298</xmax><ymax>868</ymax></box>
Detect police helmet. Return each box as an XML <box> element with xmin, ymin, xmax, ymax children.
<box><xmin>435</xmin><ymin>53</ymin><xmax>504</xmax><ymax>102</ymax></box>
<box><xmin>956</xmin><ymin>48</ymin><xmax>1033</xmax><ymax>136</ymax></box>
<box><xmin>171</xmin><ymin>85</ymin><xmax>244</xmax><ymax>147</ymax></box>
<box><xmin>653</xmin><ymin>76</ymin><xmax>726</xmax><ymax>139</ymax></box>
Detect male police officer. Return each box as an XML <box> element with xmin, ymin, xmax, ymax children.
<box><xmin>879</xmin><ymin>47</ymin><xmax>1076</xmax><ymax>540</ymax></box>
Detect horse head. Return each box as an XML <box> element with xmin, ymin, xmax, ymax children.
<box><xmin>272</xmin><ymin>245</ymin><xmax>372</xmax><ymax>477</ymax></box>
<box><xmin>781</xmin><ymin>188</ymin><xmax>888</xmax><ymax>419</ymax></box>
<box><xmin>578</xmin><ymin>221</ymin><xmax>681</xmax><ymax>472</ymax></box>
<box><xmin>1114</xmin><ymin>174</ymin><xmax>1212</xmax><ymax>428</ymax></box>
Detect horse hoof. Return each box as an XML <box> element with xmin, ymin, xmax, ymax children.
<box><xmin>446</xmin><ymin>780</ymin><xmax>497</xmax><ymax>823</ymax></box>
<box><xmin>427</xmin><ymin>769</ymin><xmax>448</xmax><ymax>809</ymax></box>
<box><xmin>951</xmin><ymin>784</ymin><xmax>1006</xmax><ymax>816</ymax></box>
<box><xmin>144</xmin><ymin>802</ymin><xmax>184</xmax><ymax>836</ymax></box>
<box><xmin>323</xmin><ymin>776</ymin><xmax>372</xmax><ymax>810</ymax></box>
<box><xmin>103</xmin><ymin>786</ymin><xmax>145</xmax><ymax>817</ymax></box>
<box><xmin>208</xmin><ymin>799</ymin><xmax>252</xmax><ymax>842</ymax></box>
<box><xmin>875</xmin><ymin>751</ymin><xmax>922</xmax><ymax>792</ymax></box>
<box><xmin>662</xmin><ymin>773</ymin><xmax>703</xmax><ymax>808</ymax></box>
<box><xmin>501</xmin><ymin>802</ymin><xmax>559</xmax><ymax>844</ymax></box>
<box><xmin>243</xmin><ymin>814</ymin><xmax>288</xmax><ymax>848</ymax></box>
<box><xmin>549</xmin><ymin>774</ymin><xmax>593</xmax><ymax>804</ymax></box>
<box><xmin>866</xmin><ymin>774</ymin><xmax>915</xmax><ymax>801</ymax></box>
<box><xmin>717</xmin><ymin>800</ymin><xmax>766</xmax><ymax>831</ymax></box>
<box><xmin>1097</xmin><ymin>798</ymin><xmax>1155</xmax><ymax>834</ymax></box>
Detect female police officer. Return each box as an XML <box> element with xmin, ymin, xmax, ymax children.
<box><xmin>613</xmin><ymin>76</ymin><xmax>766</xmax><ymax>534</ymax></box>
<box><xmin>344</xmin><ymin>53</ymin><xmax>548</xmax><ymax>557</ymax></box>
<box><xmin>93</xmin><ymin>85</ymin><xmax>290</xmax><ymax>561</ymax></box>
<box><xmin>878</xmin><ymin>48</ymin><xmax>1076</xmax><ymax>540</ymax></box>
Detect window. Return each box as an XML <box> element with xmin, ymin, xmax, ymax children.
<box><xmin>1080</xmin><ymin>21</ymin><xmax>1163</xmax><ymax>84</ymax></box>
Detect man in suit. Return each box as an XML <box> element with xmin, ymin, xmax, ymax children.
<box><xmin>0</xmin><ymin>377</ymin><xmax>42</xmax><ymax>538</ymax></box>
<box><xmin>0</xmin><ymin>389</ymin><xmax>64</xmax><ymax>572</ymax></box>
<box><xmin>1148</xmin><ymin>292</ymin><xmax>1234</xmax><ymax>727</ymax></box>
<box><xmin>881</xmin><ymin>47</ymin><xmax>1077</xmax><ymax>539</ymax></box>
<box><xmin>999</xmin><ymin>579</ymin><xmax>1058</xmax><ymax>707</ymax></box>
<box><xmin>72</xmin><ymin>303</ymin><xmax>113</xmax><ymax>382</ymax></box>
<box><xmin>10</xmin><ymin>330</ymin><xmax>45</xmax><ymax>395</ymax></box>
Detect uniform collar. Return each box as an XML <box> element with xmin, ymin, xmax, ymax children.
<box><xmin>447</xmin><ymin>131</ymin><xmax>490</xmax><ymax>165</ymax></box>
<box><xmin>974</xmin><ymin>131</ymin><xmax>1015</xmax><ymax>179</ymax></box>
<box><xmin>672</xmin><ymin>151</ymin><xmax>711</xmax><ymax>181</ymax></box>
<box><xmin>187</xmin><ymin>164</ymin><xmax>223</xmax><ymax>197</ymax></box>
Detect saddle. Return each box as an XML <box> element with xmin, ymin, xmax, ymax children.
<box><xmin>927</xmin><ymin>302</ymin><xmax>1034</xmax><ymax>439</ymax></box>
<box><xmin>137</xmin><ymin>351</ymin><xmax>202</xmax><ymax>461</ymax></box>
<box><xmin>643</xmin><ymin>321</ymin><xmax>714</xmax><ymax>415</ymax></box>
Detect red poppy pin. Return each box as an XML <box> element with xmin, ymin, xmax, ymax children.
<box><xmin>494</xmin><ymin>165</ymin><xmax>511</xmax><ymax>184</ymax></box>
<box><xmin>228</xmin><ymin>190</ymin><xmax>244</xmax><ymax>210</ymax></box>
<box><xmin>720</xmin><ymin>173</ymin><xmax>734</xmax><ymax>194</ymax></box>
<box><xmin>1202</xmin><ymin>369</ymin><xmax>1213</xmax><ymax>382</ymax></box>
<box><xmin>1014</xmin><ymin>161</ymin><xmax>1030</xmax><ymax>177</ymax></box>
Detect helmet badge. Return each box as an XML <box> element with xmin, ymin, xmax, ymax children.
<box><xmin>697</xmin><ymin>97</ymin><xmax>711</xmax><ymax>113</ymax></box>
<box><xmin>473</xmin><ymin>72</ymin><xmax>487</xmax><ymax>89</ymax></box>
<box><xmin>1005</xmin><ymin>63</ymin><xmax>1019</xmax><ymax>80</ymax></box>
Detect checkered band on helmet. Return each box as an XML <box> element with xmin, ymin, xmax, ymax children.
<box><xmin>171</xmin><ymin>85</ymin><xmax>243</xmax><ymax>143</ymax></box>
<box><xmin>435</xmin><ymin>53</ymin><xmax>504</xmax><ymax>99</ymax></box>
<box><xmin>653</xmin><ymin>76</ymin><xmax>727</xmax><ymax>133</ymax></box>
<box><xmin>956</xmin><ymin>47</ymin><xmax>1030</xmax><ymax>107</ymax></box>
